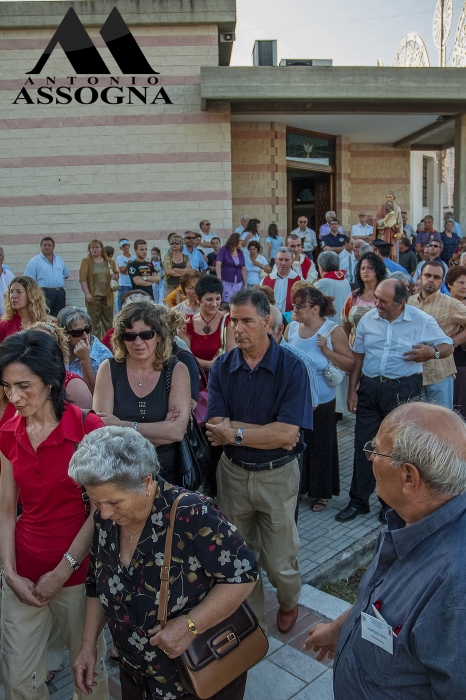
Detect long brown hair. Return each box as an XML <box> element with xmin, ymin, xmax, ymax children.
<box><xmin>225</xmin><ymin>232</ymin><xmax>241</xmax><ymax>253</ymax></box>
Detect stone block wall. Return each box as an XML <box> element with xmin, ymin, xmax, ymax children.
<box><xmin>349</xmin><ymin>143</ymin><xmax>411</xmax><ymax>228</ymax></box>
<box><xmin>0</xmin><ymin>21</ymin><xmax>232</xmax><ymax>305</ymax></box>
<box><xmin>231</xmin><ymin>121</ymin><xmax>287</xmax><ymax>241</ymax></box>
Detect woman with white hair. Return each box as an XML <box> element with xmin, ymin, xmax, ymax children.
<box><xmin>70</xmin><ymin>426</ymin><xmax>258</xmax><ymax>700</ymax></box>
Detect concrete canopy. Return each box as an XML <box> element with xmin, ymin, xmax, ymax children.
<box><xmin>201</xmin><ymin>66</ymin><xmax>466</xmax><ymax>149</ymax></box>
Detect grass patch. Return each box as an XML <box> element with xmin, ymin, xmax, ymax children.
<box><xmin>320</xmin><ymin>565</ymin><xmax>368</xmax><ymax>604</ymax></box>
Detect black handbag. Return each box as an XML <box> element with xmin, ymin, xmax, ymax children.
<box><xmin>163</xmin><ymin>356</ymin><xmax>207</xmax><ymax>491</ymax></box>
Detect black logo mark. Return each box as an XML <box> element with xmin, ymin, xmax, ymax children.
<box><xmin>27</xmin><ymin>7</ymin><xmax>158</xmax><ymax>75</ymax></box>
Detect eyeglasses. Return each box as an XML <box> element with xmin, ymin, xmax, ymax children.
<box><xmin>204</xmin><ymin>223</ymin><xmax>211</xmax><ymax>226</ymax></box>
<box><xmin>66</xmin><ymin>325</ymin><xmax>91</xmax><ymax>338</ymax></box>
<box><xmin>171</xmin><ymin>241</ymin><xmax>181</xmax><ymax>245</ymax></box>
<box><xmin>363</xmin><ymin>440</ymin><xmax>393</xmax><ymax>461</ymax></box>
<box><xmin>121</xmin><ymin>330</ymin><xmax>156</xmax><ymax>342</ymax></box>
<box><xmin>291</xmin><ymin>303</ymin><xmax>313</xmax><ymax>311</ymax></box>
<box><xmin>185</xmin><ymin>237</ymin><xmax>195</xmax><ymax>241</ymax></box>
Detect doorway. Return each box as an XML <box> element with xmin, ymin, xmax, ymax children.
<box><xmin>286</xmin><ymin>168</ymin><xmax>332</xmax><ymax>233</ymax></box>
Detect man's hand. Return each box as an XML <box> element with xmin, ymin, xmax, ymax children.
<box><xmin>73</xmin><ymin>645</ymin><xmax>98</xmax><ymax>696</ymax></box>
<box><xmin>32</xmin><ymin>569</ymin><xmax>68</xmax><ymax>602</ymax></box>
<box><xmin>347</xmin><ymin>388</ymin><xmax>358</xmax><ymax>414</ymax></box>
<box><xmin>74</xmin><ymin>337</ymin><xmax>91</xmax><ymax>362</ymax></box>
<box><xmin>149</xmin><ymin>616</ymin><xmax>195</xmax><ymax>658</ymax></box>
<box><xmin>205</xmin><ymin>418</ymin><xmax>233</xmax><ymax>447</ymax></box>
<box><xmin>85</xmin><ymin>294</ymin><xmax>93</xmax><ymax>305</ymax></box>
<box><xmin>303</xmin><ymin>622</ymin><xmax>340</xmax><ymax>662</ymax></box>
<box><xmin>6</xmin><ymin>573</ymin><xmax>49</xmax><ymax>608</ymax></box>
<box><xmin>403</xmin><ymin>344</ymin><xmax>435</xmax><ymax>363</ymax></box>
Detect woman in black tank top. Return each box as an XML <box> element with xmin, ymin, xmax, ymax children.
<box><xmin>93</xmin><ymin>301</ymin><xmax>191</xmax><ymax>485</ymax></box>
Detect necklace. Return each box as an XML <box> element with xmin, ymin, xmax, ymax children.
<box><xmin>0</xmin><ymin>404</ymin><xmax>7</xmax><ymax>420</ymax></box>
<box><xmin>126</xmin><ymin>527</ymin><xmax>145</xmax><ymax>544</ymax></box>
<box><xmin>129</xmin><ymin>362</ymin><xmax>153</xmax><ymax>387</ymax></box>
<box><xmin>199</xmin><ymin>311</ymin><xmax>217</xmax><ymax>334</ymax></box>
<box><xmin>28</xmin><ymin>420</ymin><xmax>59</xmax><ymax>446</ymax></box>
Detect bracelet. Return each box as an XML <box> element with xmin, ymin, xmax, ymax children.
<box><xmin>186</xmin><ymin>612</ymin><xmax>199</xmax><ymax>635</ymax></box>
<box><xmin>131</xmin><ymin>422</ymin><xmax>139</xmax><ymax>431</ymax></box>
<box><xmin>64</xmin><ymin>552</ymin><xmax>79</xmax><ymax>571</ymax></box>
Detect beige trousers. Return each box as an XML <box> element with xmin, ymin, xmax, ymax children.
<box><xmin>1</xmin><ymin>581</ymin><xmax>109</xmax><ymax>700</ymax></box>
<box><xmin>86</xmin><ymin>296</ymin><xmax>113</xmax><ymax>340</ymax></box>
<box><xmin>216</xmin><ymin>453</ymin><xmax>302</xmax><ymax>630</ymax></box>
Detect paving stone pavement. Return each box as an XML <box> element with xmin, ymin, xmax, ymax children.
<box><xmin>41</xmin><ymin>413</ymin><xmax>381</xmax><ymax>700</ymax></box>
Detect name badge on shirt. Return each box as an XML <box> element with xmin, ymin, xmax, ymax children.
<box><xmin>361</xmin><ymin>612</ymin><xmax>393</xmax><ymax>654</ymax></box>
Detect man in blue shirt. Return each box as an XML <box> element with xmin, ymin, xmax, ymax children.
<box><xmin>24</xmin><ymin>236</ymin><xmax>70</xmax><ymax>316</ymax></box>
<box><xmin>372</xmin><ymin>240</ymin><xmax>414</xmax><ymax>282</ymax></box>
<box><xmin>183</xmin><ymin>230</ymin><xmax>207</xmax><ymax>272</ymax></box>
<box><xmin>305</xmin><ymin>402</ymin><xmax>466</xmax><ymax>700</ymax></box>
<box><xmin>206</xmin><ymin>288</ymin><xmax>313</xmax><ymax>634</ymax></box>
<box><xmin>322</xmin><ymin>218</ymin><xmax>346</xmax><ymax>253</ymax></box>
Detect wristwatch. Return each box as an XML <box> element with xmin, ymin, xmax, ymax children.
<box><xmin>235</xmin><ymin>428</ymin><xmax>244</xmax><ymax>445</ymax></box>
<box><xmin>433</xmin><ymin>346</ymin><xmax>441</xmax><ymax>360</ymax></box>
<box><xmin>64</xmin><ymin>551</ymin><xmax>79</xmax><ymax>571</ymax></box>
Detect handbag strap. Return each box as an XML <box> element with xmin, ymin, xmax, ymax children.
<box><xmin>164</xmin><ymin>355</ymin><xmax>177</xmax><ymax>397</ymax></box>
<box><xmin>319</xmin><ymin>320</ymin><xmax>338</xmax><ymax>340</ymax></box>
<box><xmin>158</xmin><ymin>492</ymin><xmax>189</xmax><ymax>629</ymax></box>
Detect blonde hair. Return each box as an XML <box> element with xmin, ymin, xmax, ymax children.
<box><xmin>28</xmin><ymin>321</ymin><xmax>69</xmax><ymax>362</ymax></box>
<box><xmin>87</xmin><ymin>239</ymin><xmax>110</xmax><ymax>262</ymax></box>
<box><xmin>3</xmin><ymin>276</ymin><xmax>50</xmax><ymax>323</ymax></box>
<box><xmin>112</xmin><ymin>301</ymin><xmax>174</xmax><ymax>371</ymax></box>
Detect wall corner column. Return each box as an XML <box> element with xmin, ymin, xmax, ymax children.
<box><xmin>454</xmin><ymin>114</ymin><xmax>466</xmax><ymax>231</ymax></box>
<box><xmin>336</xmin><ymin>136</ymin><xmax>351</xmax><ymax>233</ymax></box>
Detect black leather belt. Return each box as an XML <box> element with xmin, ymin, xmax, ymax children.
<box><xmin>229</xmin><ymin>454</ymin><xmax>296</xmax><ymax>472</ymax></box>
<box><xmin>364</xmin><ymin>374</ymin><xmax>421</xmax><ymax>383</ymax></box>
<box><xmin>42</xmin><ymin>287</ymin><xmax>64</xmax><ymax>291</ymax></box>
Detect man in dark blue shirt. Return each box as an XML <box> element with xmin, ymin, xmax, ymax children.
<box><xmin>305</xmin><ymin>402</ymin><xmax>466</xmax><ymax>699</ymax></box>
<box><xmin>322</xmin><ymin>218</ymin><xmax>346</xmax><ymax>253</ymax></box>
<box><xmin>206</xmin><ymin>288</ymin><xmax>313</xmax><ymax>634</ymax></box>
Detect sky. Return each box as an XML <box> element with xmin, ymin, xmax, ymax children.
<box><xmin>230</xmin><ymin>0</ymin><xmax>465</xmax><ymax>67</ymax></box>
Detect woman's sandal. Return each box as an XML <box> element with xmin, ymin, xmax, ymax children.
<box><xmin>311</xmin><ymin>499</ymin><xmax>328</xmax><ymax>513</ymax></box>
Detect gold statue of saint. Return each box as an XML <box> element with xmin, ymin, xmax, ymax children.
<box><xmin>374</xmin><ymin>191</ymin><xmax>403</xmax><ymax>261</ymax></box>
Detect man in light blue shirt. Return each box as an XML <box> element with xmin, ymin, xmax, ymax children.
<box><xmin>183</xmin><ymin>230</ymin><xmax>207</xmax><ymax>272</ymax></box>
<box><xmin>336</xmin><ymin>278</ymin><xmax>452</xmax><ymax>525</ymax></box>
<box><xmin>24</xmin><ymin>237</ymin><xmax>70</xmax><ymax>316</ymax></box>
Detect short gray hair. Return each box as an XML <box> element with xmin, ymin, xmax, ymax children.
<box><xmin>318</xmin><ymin>251</ymin><xmax>340</xmax><ymax>272</ymax></box>
<box><xmin>390</xmin><ymin>422</ymin><xmax>466</xmax><ymax>497</ymax></box>
<box><xmin>388</xmin><ymin>271</ymin><xmax>410</xmax><ymax>285</ymax></box>
<box><xmin>230</xmin><ymin>288</ymin><xmax>270</xmax><ymax>319</ymax></box>
<box><xmin>276</xmin><ymin>246</ymin><xmax>293</xmax><ymax>258</ymax></box>
<box><xmin>360</xmin><ymin>243</ymin><xmax>372</xmax><ymax>256</ymax></box>
<box><xmin>68</xmin><ymin>426</ymin><xmax>160</xmax><ymax>491</ymax></box>
<box><xmin>57</xmin><ymin>306</ymin><xmax>92</xmax><ymax>331</ymax></box>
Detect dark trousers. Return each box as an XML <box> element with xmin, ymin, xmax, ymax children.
<box><xmin>120</xmin><ymin>665</ymin><xmax>247</xmax><ymax>700</ymax></box>
<box><xmin>349</xmin><ymin>373</ymin><xmax>422</xmax><ymax>510</ymax></box>
<box><xmin>43</xmin><ymin>287</ymin><xmax>66</xmax><ymax>317</ymax></box>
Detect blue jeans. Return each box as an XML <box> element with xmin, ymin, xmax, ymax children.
<box><xmin>422</xmin><ymin>375</ymin><xmax>454</xmax><ymax>409</ymax></box>
<box><xmin>117</xmin><ymin>285</ymin><xmax>132</xmax><ymax>311</ymax></box>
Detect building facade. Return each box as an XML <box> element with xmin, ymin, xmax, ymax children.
<box><xmin>1</xmin><ymin>0</ymin><xmax>465</xmax><ymax>305</ymax></box>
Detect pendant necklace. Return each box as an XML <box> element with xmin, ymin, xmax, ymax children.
<box><xmin>199</xmin><ymin>311</ymin><xmax>217</xmax><ymax>334</ymax></box>
<box><xmin>127</xmin><ymin>527</ymin><xmax>144</xmax><ymax>544</ymax></box>
<box><xmin>130</xmin><ymin>362</ymin><xmax>153</xmax><ymax>387</ymax></box>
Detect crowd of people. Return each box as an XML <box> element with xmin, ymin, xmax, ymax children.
<box><xmin>1</xmin><ymin>205</ymin><xmax>466</xmax><ymax>700</ymax></box>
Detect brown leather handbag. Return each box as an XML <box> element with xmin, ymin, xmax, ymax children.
<box><xmin>158</xmin><ymin>493</ymin><xmax>269</xmax><ymax>699</ymax></box>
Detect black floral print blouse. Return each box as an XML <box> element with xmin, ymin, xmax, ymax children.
<box><xmin>86</xmin><ymin>478</ymin><xmax>258</xmax><ymax>699</ymax></box>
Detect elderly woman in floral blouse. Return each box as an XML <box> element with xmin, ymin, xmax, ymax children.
<box><xmin>69</xmin><ymin>427</ymin><xmax>258</xmax><ymax>700</ymax></box>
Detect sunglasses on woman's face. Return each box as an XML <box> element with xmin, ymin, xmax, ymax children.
<box><xmin>67</xmin><ymin>325</ymin><xmax>91</xmax><ymax>338</ymax></box>
<box><xmin>121</xmin><ymin>330</ymin><xmax>156</xmax><ymax>342</ymax></box>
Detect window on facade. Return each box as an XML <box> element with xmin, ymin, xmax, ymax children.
<box><xmin>422</xmin><ymin>157</ymin><xmax>428</xmax><ymax>207</ymax></box>
<box><xmin>286</xmin><ymin>131</ymin><xmax>335</xmax><ymax>167</ymax></box>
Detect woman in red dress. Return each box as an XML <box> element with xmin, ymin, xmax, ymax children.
<box><xmin>0</xmin><ymin>276</ymin><xmax>50</xmax><ymax>342</ymax></box>
<box><xmin>178</xmin><ymin>276</ymin><xmax>234</xmax><ymax>372</ymax></box>
<box><xmin>0</xmin><ymin>330</ymin><xmax>108</xmax><ymax>700</ymax></box>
